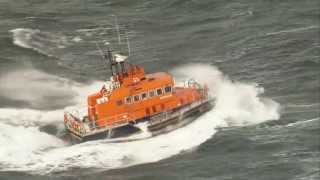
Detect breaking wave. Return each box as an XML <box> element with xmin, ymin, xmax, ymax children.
<box><xmin>10</xmin><ymin>28</ymin><xmax>70</xmax><ymax>57</ymax></box>
<box><xmin>0</xmin><ymin>68</ymin><xmax>77</xmax><ymax>109</ymax></box>
<box><xmin>9</xmin><ymin>27</ymin><xmax>129</xmax><ymax>58</ymax></box>
<box><xmin>172</xmin><ymin>64</ymin><xmax>280</xmax><ymax>125</ymax></box>
<box><xmin>0</xmin><ymin>64</ymin><xmax>280</xmax><ymax>174</ymax></box>
<box><xmin>265</xmin><ymin>25</ymin><xmax>319</xmax><ymax>36</ymax></box>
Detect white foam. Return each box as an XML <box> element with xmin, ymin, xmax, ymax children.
<box><xmin>72</xmin><ymin>36</ymin><xmax>82</xmax><ymax>42</ymax></box>
<box><xmin>10</xmin><ymin>28</ymin><xmax>39</xmax><ymax>49</ymax></box>
<box><xmin>172</xmin><ymin>64</ymin><xmax>280</xmax><ymax>125</ymax></box>
<box><xmin>0</xmin><ymin>64</ymin><xmax>280</xmax><ymax>174</ymax></box>
<box><xmin>0</xmin><ymin>108</ymin><xmax>63</xmax><ymax>127</ymax></box>
<box><xmin>286</xmin><ymin>117</ymin><xmax>320</xmax><ymax>127</ymax></box>
<box><xmin>266</xmin><ymin>25</ymin><xmax>319</xmax><ymax>36</ymax></box>
<box><xmin>0</xmin><ymin>68</ymin><xmax>78</xmax><ymax>109</ymax></box>
<box><xmin>0</xmin><ymin>68</ymin><xmax>105</xmax><ymax>110</ymax></box>
<box><xmin>10</xmin><ymin>28</ymin><xmax>70</xmax><ymax>56</ymax></box>
<box><xmin>0</xmin><ymin>123</ymin><xmax>66</xmax><ymax>168</ymax></box>
<box><xmin>6</xmin><ymin>110</ymin><xmax>225</xmax><ymax>174</ymax></box>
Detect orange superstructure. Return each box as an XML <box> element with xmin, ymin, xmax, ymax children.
<box><xmin>87</xmin><ymin>65</ymin><xmax>205</xmax><ymax>128</ymax></box>
<box><xmin>64</xmin><ymin>47</ymin><xmax>212</xmax><ymax>142</ymax></box>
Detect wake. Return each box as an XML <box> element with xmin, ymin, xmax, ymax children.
<box><xmin>0</xmin><ymin>64</ymin><xmax>280</xmax><ymax>174</ymax></box>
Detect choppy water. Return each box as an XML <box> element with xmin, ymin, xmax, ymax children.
<box><xmin>0</xmin><ymin>0</ymin><xmax>319</xmax><ymax>180</ymax></box>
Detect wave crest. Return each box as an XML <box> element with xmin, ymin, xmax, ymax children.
<box><xmin>0</xmin><ymin>64</ymin><xmax>280</xmax><ymax>174</ymax></box>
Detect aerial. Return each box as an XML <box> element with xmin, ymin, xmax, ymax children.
<box><xmin>0</xmin><ymin>0</ymin><xmax>319</xmax><ymax>180</ymax></box>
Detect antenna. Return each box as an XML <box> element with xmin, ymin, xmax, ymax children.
<box><xmin>93</xmin><ymin>16</ymin><xmax>130</xmax><ymax>81</ymax></box>
<box><xmin>95</xmin><ymin>42</ymin><xmax>106</xmax><ymax>61</ymax></box>
<box><xmin>113</xmin><ymin>15</ymin><xmax>122</xmax><ymax>53</ymax></box>
<box><xmin>125</xmin><ymin>30</ymin><xmax>131</xmax><ymax>56</ymax></box>
<box><xmin>95</xmin><ymin>42</ymin><xmax>115</xmax><ymax>77</ymax></box>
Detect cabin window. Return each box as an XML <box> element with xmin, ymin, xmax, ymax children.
<box><xmin>164</xmin><ymin>86</ymin><xmax>172</xmax><ymax>93</ymax></box>
<box><xmin>156</xmin><ymin>88</ymin><xmax>163</xmax><ymax>95</ymax></box>
<box><xmin>116</xmin><ymin>100</ymin><xmax>123</xmax><ymax>106</ymax></box>
<box><xmin>125</xmin><ymin>97</ymin><xmax>132</xmax><ymax>104</ymax></box>
<box><xmin>134</xmin><ymin>95</ymin><xmax>140</xmax><ymax>102</ymax></box>
<box><xmin>149</xmin><ymin>90</ymin><xmax>155</xmax><ymax>97</ymax></box>
<box><xmin>141</xmin><ymin>92</ymin><xmax>147</xmax><ymax>100</ymax></box>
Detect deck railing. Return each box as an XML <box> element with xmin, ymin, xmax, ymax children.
<box><xmin>64</xmin><ymin>80</ymin><xmax>211</xmax><ymax>137</ymax></box>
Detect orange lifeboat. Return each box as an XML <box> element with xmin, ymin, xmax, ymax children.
<box><xmin>64</xmin><ymin>47</ymin><xmax>213</xmax><ymax>142</ymax></box>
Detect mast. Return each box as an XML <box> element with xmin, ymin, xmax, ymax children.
<box><xmin>95</xmin><ymin>42</ymin><xmax>111</xmax><ymax>79</ymax></box>
<box><xmin>106</xmin><ymin>46</ymin><xmax>117</xmax><ymax>77</ymax></box>
<box><xmin>125</xmin><ymin>30</ymin><xmax>131</xmax><ymax>57</ymax></box>
<box><xmin>113</xmin><ymin>15</ymin><xmax>128</xmax><ymax>78</ymax></box>
<box><xmin>113</xmin><ymin>15</ymin><xmax>122</xmax><ymax>54</ymax></box>
<box><xmin>95</xmin><ymin>16</ymin><xmax>130</xmax><ymax>82</ymax></box>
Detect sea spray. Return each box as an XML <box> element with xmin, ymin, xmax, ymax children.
<box><xmin>0</xmin><ymin>68</ymin><xmax>77</xmax><ymax>109</ymax></box>
<box><xmin>0</xmin><ymin>68</ymin><xmax>104</xmax><ymax>110</ymax></box>
<box><xmin>172</xmin><ymin>64</ymin><xmax>280</xmax><ymax>125</ymax></box>
<box><xmin>0</xmin><ymin>64</ymin><xmax>280</xmax><ymax>173</ymax></box>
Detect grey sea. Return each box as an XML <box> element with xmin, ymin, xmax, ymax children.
<box><xmin>0</xmin><ymin>0</ymin><xmax>319</xmax><ymax>180</ymax></box>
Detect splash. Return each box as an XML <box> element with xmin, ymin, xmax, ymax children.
<box><xmin>0</xmin><ymin>64</ymin><xmax>280</xmax><ymax>174</ymax></box>
<box><xmin>0</xmin><ymin>67</ymin><xmax>105</xmax><ymax>110</ymax></box>
<box><xmin>172</xmin><ymin>64</ymin><xmax>280</xmax><ymax>125</ymax></box>
<box><xmin>0</xmin><ymin>123</ymin><xmax>66</xmax><ymax>168</ymax></box>
<box><xmin>265</xmin><ymin>25</ymin><xmax>319</xmax><ymax>36</ymax></box>
<box><xmin>0</xmin><ymin>68</ymin><xmax>77</xmax><ymax>109</ymax></box>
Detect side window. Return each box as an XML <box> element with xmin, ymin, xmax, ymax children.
<box><xmin>164</xmin><ymin>86</ymin><xmax>172</xmax><ymax>93</ymax></box>
<box><xmin>141</xmin><ymin>92</ymin><xmax>147</xmax><ymax>100</ymax></box>
<box><xmin>116</xmin><ymin>100</ymin><xmax>123</xmax><ymax>106</ymax></box>
<box><xmin>125</xmin><ymin>96</ymin><xmax>132</xmax><ymax>104</ymax></box>
<box><xmin>134</xmin><ymin>95</ymin><xmax>140</xmax><ymax>102</ymax></box>
<box><xmin>156</xmin><ymin>88</ymin><xmax>163</xmax><ymax>95</ymax></box>
<box><xmin>149</xmin><ymin>90</ymin><xmax>155</xmax><ymax>97</ymax></box>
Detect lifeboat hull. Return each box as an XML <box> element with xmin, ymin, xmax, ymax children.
<box><xmin>148</xmin><ymin>100</ymin><xmax>212</xmax><ymax>136</ymax></box>
<box><xmin>64</xmin><ymin>99</ymin><xmax>213</xmax><ymax>143</ymax></box>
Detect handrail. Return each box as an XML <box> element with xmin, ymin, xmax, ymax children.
<box><xmin>65</xmin><ymin>111</ymin><xmax>133</xmax><ymax>134</ymax></box>
<box><xmin>95</xmin><ymin>112</ymin><xmax>133</xmax><ymax>126</ymax></box>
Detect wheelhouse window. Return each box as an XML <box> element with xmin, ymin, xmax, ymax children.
<box><xmin>149</xmin><ymin>90</ymin><xmax>155</xmax><ymax>97</ymax></box>
<box><xmin>134</xmin><ymin>95</ymin><xmax>140</xmax><ymax>102</ymax></box>
<box><xmin>141</xmin><ymin>92</ymin><xmax>148</xmax><ymax>100</ymax></box>
<box><xmin>125</xmin><ymin>96</ymin><xmax>132</xmax><ymax>104</ymax></box>
<box><xmin>156</xmin><ymin>88</ymin><xmax>163</xmax><ymax>95</ymax></box>
<box><xmin>164</xmin><ymin>86</ymin><xmax>172</xmax><ymax>93</ymax></box>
